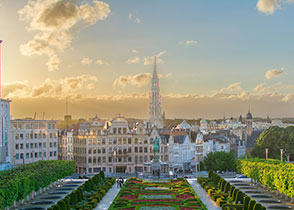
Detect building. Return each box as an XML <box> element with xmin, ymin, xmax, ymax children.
<box><xmin>58</xmin><ymin>130</ymin><xmax>73</xmax><ymax>160</ymax></box>
<box><xmin>149</xmin><ymin>56</ymin><xmax>163</xmax><ymax>128</ymax></box>
<box><xmin>168</xmin><ymin>131</ymin><xmax>195</xmax><ymax>173</ymax></box>
<box><xmin>0</xmin><ymin>99</ymin><xmax>11</xmax><ymax>165</ymax></box>
<box><xmin>73</xmin><ymin>115</ymin><xmax>168</xmax><ymax>174</ymax></box>
<box><xmin>10</xmin><ymin>119</ymin><xmax>58</xmax><ymax>165</ymax></box>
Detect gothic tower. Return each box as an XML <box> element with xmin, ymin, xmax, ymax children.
<box><xmin>149</xmin><ymin>56</ymin><xmax>163</xmax><ymax>128</ymax></box>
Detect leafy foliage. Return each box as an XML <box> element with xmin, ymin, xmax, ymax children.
<box><xmin>237</xmin><ymin>158</ymin><xmax>294</xmax><ymax>198</ymax></box>
<box><xmin>204</xmin><ymin>151</ymin><xmax>236</xmax><ymax>171</ymax></box>
<box><xmin>251</xmin><ymin>126</ymin><xmax>294</xmax><ymax>160</ymax></box>
<box><xmin>0</xmin><ymin>160</ymin><xmax>75</xmax><ymax>209</ymax></box>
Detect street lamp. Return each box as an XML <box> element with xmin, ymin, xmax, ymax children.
<box><xmin>265</xmin><ymin>148</ymin><xmax>268</xmax><ymax>160</ymax></box>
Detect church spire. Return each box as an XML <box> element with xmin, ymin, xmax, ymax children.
<box><xmin>149</xmin><ymin>56</ymin><xmax>163</xmax><ymax>128</ymax></box>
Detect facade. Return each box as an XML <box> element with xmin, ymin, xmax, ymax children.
<box><xmin>168</xmin><ymin>131</ymin><xmax>195</xmax><ymax>173</ymax></box>
<box><xmin>10</xmin><ymin>119</ymin><xmax>58</xmax><ymax>165</ymax></box>
<box><xmin>149</xmin><ymin>56</ymin><xmax>163</xmax><ymax>128</ymax></box>
<box><xmin>0</xmin><ymin>99</ymin><xmax>11</xmax><ymax>164</ymax></box>
<box><xmin>73</xmin><ymin>115</ymin><xmax>168</xmax><ymax>174</ymax></box>
<box><xmin>58</xmin><ymin>130</ymin><xmax>73</xmax><ymax>160</ymax></box>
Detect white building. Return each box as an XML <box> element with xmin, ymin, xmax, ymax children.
<box><xmin>168</xmin><ymin>131</ymin><xmax>195</xmax><ymax>173</ymax></box>
<box><xmin>58</xmin><ymin>130</ymin><xmax>73</xmax><ymax>160</ymax></box>
<box><xmin>0</xmin><ymin>99</ymin><xmax>11</xmax><ymax>165</ymax></box>
<box><xmin>10</xmin><ymin>119</ymin><xmax>58</xmax><ymax>165</ymax></box>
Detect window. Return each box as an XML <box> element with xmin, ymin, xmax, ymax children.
<box><xmin>123</xmin><ymin>138</ymin><xmax>127</xmax><ymax>144</ymax></box>
<box><xmin>135</xmin><ymin>138</ymin><xmax>138</xmax><ymax>144</ymax></box>
<box><xmin>113</xmin><ymin>128</ymin><xmax>116</xmax><ymax>134</ymax></box>
<box><xmin>39</xmin><ymin>152</ymin><xmax>42</xmax><ymax>158</ymax></box>
<box><xmin>50</xmin><ymin>142</ymin><xmax>52</xmax><ymax>148</ymax></box>
<box><xmin>20</xmin><ymin>153</ymin><xmax>24</xmax><ymax>160</ymax></box>
<box><xmin>113</xmin><ymin>138</ymin><xmax>117</xmax><ymax>144</ymax></box>
<box><xmin>20</xmin><ymin>134</ymin><xmax>24</xmax><ymax>139</ymax></box>
<box><xmin>16</xmin><ymin>154</ymin><xmax>19</xmax><ymax>160</ymax></box>
<box><xmin>43</xmin><ymin>143</ymin><xmax>46</xmax><ymax>148</ymax></box>
<box><xmin>25</xmin><ymin>133</ymin><xmax>29</xmax><ymax>139</ymax></box>
<box><xmin>102</xmin><ymin>139</ymin><xmax>105</xmax><ymax>144</ymax></box>
<box><xmin>20</xmin><ymin>144</ymin><xmax>24</xmax><ymax>149</ymax></box>
<box><xmin>15</xmin><ymin>144</ymin><xmax>19</xmax><ymax>150</ymax></box>
<box><xmin>118</xmin><ymin>138</ymin><xmax>122</xmax><ymax>144</ymax></box>
<box><xmin>35</xmin><ymin>143</ymin><xmax>38</xmax><ymax>148</ymax></box>
<box><xmin>30</xmin><ymin>153</ymin><xmax>33</xmax><ymax>158</ymax></box>
<box><xmin>43</xmin><ymin>152</ymin><xmax>46</xmax><ymax>157</ymax></box>
<box><xmin>118</xmin><ymin>128</ymin><xmax>121</xmax><ymax>134</ymax></box>
<box><xmin>54</xmin><ymin>142</ymin><xmax>57</xmax><ymax>147</ymax></box>
<box><xmin>128</xmin><ymin>147</ymin><xmax>132</xmax><ymax>153</ymax></box>
<box><xmin>128</xmin><ymin>156</ymin><xmax>132</xmax><ymax>162</ymax></box>
<box><xmin>144</xmin><ymin>139</ymin><xmax>148</xmax><ymax>144</ymax></box>
<box><xmin>102</xmin><ymin>157</ymin><xmax>106</xmax><ymax>163</ymax></box>
<box><xmin>26</xmin><ymin>143</ymin><xmax>29</xmax><ymax>149</ymax></box>
<box><xmin>102</xmin><ymin>148</ymin><xmax>105</xmax><ymax>154</ymax></box>
<box><xmin>135</xmin><ymin>147</ymin><xmax>138</xmax><ymax>153</ymax></box>
<box><xmin>26</xmin><ymin>153</ymin><xmax>29</xmax><ymax>159</ymax></box>
<box><xmin>144</xmin><ymin>156</ymin><xmax>148</xmax><ymax>162</ymax></box>
<box><xmin>139</xmin><ymin>147</ymin><xmax>143</xmax><ymax>153</ymax></box>
<box><xmin>150</xmin><ymin>138</ymin><xmax>153</xmax><ymax>144</ymax></box>
<box><xmin>39</xmin><ymin>143</ymin><xmax>42</xmax><ymax>148</ymax></box>
<box><xmin>108</xmin><ymin>139</ymin><xmax>112</xmax><ymax>144</ymax></box>
<box><xmin>139</xmin><ymin>156</ymin><xmax>143</xmax><ymax>163</ymax></box>
<box><xmin>123</xmin><ymin>128</ymin><xmax>127</xmax><ymax>134</ymax></box>
<box><xmin>15</xmin><ymin>134</ymin><xmax>19</xmax><ymax>140</ymax></box>
<box><xmin>128</xmin><ymin>138</ymin><xmax>132</xmax><ymax>144</ymax></box>
<box><xmin>34</xmin><ymin>133</ymin><xmax>37</xmax><ymax>139</ymax></box>
<box><xmin>88</xmin><ymin>158</ymin><xmax>92</xmax><ymax>163</ymax></box>
<box><xmin>43</xmin><ymin>133</ymin><xmax>46</xmax><ymax>139</ymax></box>
<box><xmin>98</xmin><ymin>157</ymin><xmax>101</xmax><ymax>163</ymax></box>
<box><xmin>93</xmin><ymin>148</ymin><xmax>97</xmax><ymax>154</ymax></box>
<box><xmin>108</xmin><ymin>157</ymin><xmax>112</xmax><ymax>163</ymax></box>
<box><xmin>88</xmin><ymin>148</ymin><xmax>92</xmax><ymax>154</ymax></box>
<box><xmin>144</xmin><ymin>147</ymin><xmax>148</xmax><ymax>153</ymax></box>
<box><xmin>50</xmin><ymin>151</ymin><xmax>53</xmax><ymax>157</ymax></box>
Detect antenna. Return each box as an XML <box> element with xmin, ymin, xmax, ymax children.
<box><xmin>66</xmin><ymin>99</ymin><xmax>68</xmax><ymax>115</ymax></box>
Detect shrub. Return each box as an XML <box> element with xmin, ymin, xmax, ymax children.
<box><xmin>52</xmin><ymin>204</ymin><xmax>61</xmax><ymax>210</ymax></box>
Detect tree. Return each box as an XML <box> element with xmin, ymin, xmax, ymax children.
<box><xmin>204</xmin><ymin>151</ymin><xmax>236</xmax><ymax>172</ymax></box>
<box><xmin>251</xmin><ymin>126</ymin><xmax>294</xmax><ymax>160</ymax></box>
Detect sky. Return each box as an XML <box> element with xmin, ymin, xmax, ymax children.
<box><xmin>1</xmin><ymin>0</ymin><xmax>294</xmax><ymax>120</ymax></box>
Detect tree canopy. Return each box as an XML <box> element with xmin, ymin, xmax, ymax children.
<box><xmin>251</xmin><ymin>126</ymin><xmax>294</xmax><ymax>161</ymax></box>
<box><xmin>204</xmin><ymin>151</ymin><xmax>236</xmax><ymax>172</ymax></box>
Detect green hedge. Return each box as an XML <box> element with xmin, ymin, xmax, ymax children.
<box><xmin>237</xmin><ymin>158</ymin><xmax>294</xmax><ymax>198</ymax></box>
<box><xmin>0</xmin><ymin>160</ymin><xmax>75</xmax><ymax>210</ymax></box>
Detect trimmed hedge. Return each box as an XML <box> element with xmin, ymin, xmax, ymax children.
<box><xmin>237</xmin><ymin>158</ymin><xmax>294</xmax><ymax>198</ymax></box>
<box><xmin>47</xmin><ymin>171</ymin><xmax>115</xmax><ymax>210</ymax></box>
<box><xmin>0</xmin><ymin>160</ymin><xmax>75</xmax><ymax>210</ymax></box>
<box><xmin>197</xmin><ymin>172</ymin><xmax>266</xmax><ymax>210</ymax></box>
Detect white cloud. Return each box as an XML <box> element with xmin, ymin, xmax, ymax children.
<box><xmin>87</xmin><ymin>83</ymin><xmax>95</xmax><ymax>90</ymax></box>
<box><xmin>126</xmin><ymin>56</ymin><xmax>140</xmax><ymax>64</ymax></box>
<box><xmin>96</xmin><ymin>59</ymin><xmax>108</xmax><ymax>65</ymax></box>
<box><xmin>81</xmin><ymin>57</ymin><xmax>92</xmax><ymax>65</ymax></box>
<box><xmin>179</xmin><ymin>40</ymin><xmax>198</xmax><ymax>46</ymax></box>
<box><xmin>256</xmin><ymin>0</ymin><xmax>281</xmax><ymax>14</ymax></box>
<box><xmin>143</xmin><ymin>51</ymin><xmax>167</xmax><ymax>65</ymax></box>
<box><xmin>265</xmin><ymin>68</ymin><xmax>285</xmax><ymax>80</ymax></box>
<box><xmin>113</xmin><ymin>73</ymin><xmax>151</xmax><ymax>88</ymax></box>
<box><xmin>128</xmin><ymin>12</ymin><xmax>141</xmax><ymax>23</ymax></box>
<box><xmin>19</xmin><ymin>0</ymin><xmax>111</xmax><ymax>71</ymax></box>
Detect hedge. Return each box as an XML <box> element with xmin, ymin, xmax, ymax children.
<box><xmin>0</xmin><ymin>160</ymin><xmax>75</xmax><ymax>210</ymax></box>
<box><xmin>237</xmin><ymin>158</ymin><xmax>294</xmax><ymax>198</ymax></box>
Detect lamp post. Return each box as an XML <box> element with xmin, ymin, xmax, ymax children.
<box><xmin>265</xmin><ymin>148</ymin><xmax>268</xmax><ymax>160</ymax></box>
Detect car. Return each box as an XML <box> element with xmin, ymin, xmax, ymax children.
<box><xmin>236</xmin><ymin>174</ymin><xmax>248</xmax><ymax>178</ymax></box>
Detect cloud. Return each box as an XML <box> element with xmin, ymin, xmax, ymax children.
<box><xmin>32</xmin><ymin>79</ymin><xmax>54</xmax><ymax>97</ymax></box>
<box><xmin>254</xmin><ymin>82</ymin><xmax>271</xmax><ymax>92</ymax></box>
<box><xmin>19</xmin><ymin>0</ymin><xmax>111</xmax><ymax>71</ymax></box>
<box><xmin>282</xmin><ymin>94</ymin><xmax>294</xmax><ymax>102</ymax></box>
<box><xmin>256</xmin><ymin>0</ymin><xmax>281</xmax><ymax>14</ymax></box>
<box><xmin>81</xmin><ymin>57</ymin><xmax>92</xmax><ymax>65</ymax></box>
<box><xmin>179</xmin><ymin>40</ymin><xmax>198</xmax><ymax>46</ymax></box>
<box><xmin>214</xmin><ymin>82</ymin><xmax>242</xmax><ymax>96</ymax></box>
<box><xmin>128</xmin><ymin>13</ymin><xmax>140</xmax><ymax>23</ymax></box>
<box><xmin>2</xmin><ymin>81</ymin><xmax>29</xmax><ymax>98</ymax></box>
<box><xmin>96</xmin><ymin>59</ymin><xmax>108</xmax><ymax>65</ymax></box>
<box><xmin>144</xmin><ymin>51</ymin><xmax>167</xmax><ymax>65</ymax></box>
<box><xmin>87</xmin><ymin>83</ymin><xmax>95</xmax><ymax>90</ymax></box>
<box><xmin>265</xmin><ymin>68</ymin><xmax>285</xmax><ymax>80</ymax></box>
<box><xmin>113</xmin><ymin>73</ymin><xmax>151</xmax><ymax>88</ymax></box>
<box><xmin>126</xmin><ymin>56</ymin><xmax>140</xmax><ymax>64</ymax></box>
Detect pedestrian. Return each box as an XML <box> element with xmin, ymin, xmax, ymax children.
<box><xmin>116</xmin><ymin>178</ymin><xmax>120</xmax><ymax>187</ymax></box>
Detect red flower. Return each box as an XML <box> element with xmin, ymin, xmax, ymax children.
<box><xmin>176</xmin><ymin>195</ymin><xmax>195</xmax><ymax>199</ymax></box>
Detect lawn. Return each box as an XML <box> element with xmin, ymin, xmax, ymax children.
<box><xmin>109</xmin><ymin>177</ymin><xmax>207</xmax><ymax>210</ymax></box>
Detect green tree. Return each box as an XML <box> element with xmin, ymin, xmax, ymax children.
<box><xmin>204</xmin><ymin>151</ymin><xmax>236</xmax><ymax>172</ymax></box>
<box><xmin>251</xmin><ymin>126</ymin><xmax>294</xmax><ymax>161</ymax></box>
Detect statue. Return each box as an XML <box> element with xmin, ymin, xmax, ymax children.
<box><xmin>153</xmin><ymin>137</ymin><xmax>160</xmax><ymax>162</ymax></box>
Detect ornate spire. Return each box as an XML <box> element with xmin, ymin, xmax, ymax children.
<box><xmin>152</xmin><ymin>56</ymin><xmax>158</xmax><ymax>79</ymax></box>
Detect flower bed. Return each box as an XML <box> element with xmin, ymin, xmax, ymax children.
<box><xmin>109</xmin><ymin>177</ymin><xmax>207</xmax><ymax>210</ymax></box>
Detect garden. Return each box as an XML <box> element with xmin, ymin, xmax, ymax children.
<box><xmin>0</xmin><ymin>160</ymin><xmax>76</xmax><ymax>210</ymax></box>
<box><xmin>109</xmin><ymin>177</ymin><xmax>207</xmax><ymax>210</ymax></box>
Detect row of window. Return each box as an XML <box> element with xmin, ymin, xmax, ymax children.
<box><xmin>112</xmin><ymin>127</ymin><xmax>127</xmax><ymax>134</ymax></box>
<box><xmin>12</xmin><ymin>123</ymin><xmax>56</xmax><ymax>130</ymax></box>
<box><xmin>74</xmin><ymin>137</ymin><xmax>154</xmax><ymax>145</ymax></box>
<box><xmin>15</xmin><ymin>151</ymin><xmax>57</xmax><ymax>160</ymax></box>
<box><xmin>14</xmin><ymin>132</ymin><xmax>57</xmax><ymax>140</ymax></box>
<box><xmin>76</xmin><ymin>155</ymin><xmax>153</xmax><ymax>164</ymax></box>
<box><xmin>15</xmin><ymin>142</ymin><xmax>57</xmax><ymax>150</ymax></box>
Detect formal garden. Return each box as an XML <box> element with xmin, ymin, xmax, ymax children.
<box><xmin>109</xmin><ymin>177</ymin><xmax>207</xmax><ymax>210</ymax></box>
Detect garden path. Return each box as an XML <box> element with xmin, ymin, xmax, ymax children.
<box><xmin>94</xmin><ymin>180</ymin><xmax>121</xmax><ymax>210</ymax></box>
<box><xmin>188</xmin><ymin>178</ymin><xmax>221</xmax><ymax>210</ymax></box>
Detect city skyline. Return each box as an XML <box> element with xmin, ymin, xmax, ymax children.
<box><xmin>1</xmin><ymin>0</ymin><xmax>294</xmax><ymax>119</ymax></box>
